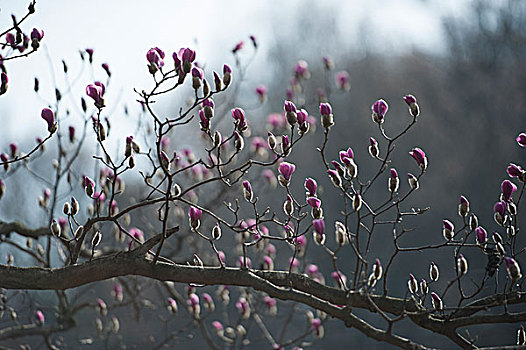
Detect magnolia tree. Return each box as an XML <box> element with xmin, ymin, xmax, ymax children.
<box><xmin>0</xmin><ymin>3</ymin><xmax>525</xmax><ymax>350</ymax></box>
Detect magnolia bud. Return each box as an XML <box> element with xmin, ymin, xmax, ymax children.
<box><xmin>408</xmin><ymin>173</ymin><xmax>419</xmax><ymax>190</ymax></box>
<box><xmin>469</xmin><ymin>213</ymin><xmax>478</xmax><ymax>231</ymax></box>
<box><xmin>352</xmin><ymin>192</ymin><xmax>362</xmax><ymax>212</ymax></box>
<box><xmin>458</xmin><ymin>196</ymin><xmax>469</xmax><ymax>217</ymax></box>
<box><xmin>213</xmin><ymin>131</ymin><xmax>222</xmax><ymax>149</ymax></box>
<box><xmin>373</xmin><ymin>258</ymin><xmax>382</xmax><ymax>280</ymax></box>
<box><xmin>504</xmin><ymin>257</ymin><xmax>522</xmax><ymax>280</ymax></box>
<box><xmin>368</xmin><ymin>273</ymin><xmax>378</xmax><ymax>288</ymax></box>
<box><xmin>420</xmin><ymin>279</ymin><xmax>428</xmax><ymax>295</ymax></box>
<box><xmin>92</xmin><ymin>230</ymin><xmax>102</xmax><ymax>247</ymax></box>
<box><xmin>212</xmin><ymin>224</ymin><xmax>222</xmax><ymax>240</ymax></box>
<box><xmin>203</xmin><ymin>79</ymin><xmax>210</xmax><ymax>97</ymax></box>
<box><xmin>267</xmin><ymin>132</ymin><xmax>276</xmax><ymax>150</ymax></box>
<box><xmin>242</xmin><ymin>180</ymin><xmax>253</xmax><ymax>202</ymax></box>
<box><xmin>457</xmin><ymin>254</ymin><xmax>468</xmax><ymax>276</ymax></box>
<box><xmin>431</xmin><ymin>292</ymin><xmax>443</xmax><ymax>311</ymax></box>
<box><xmin>429</xmin><ymin>262</ymin><xmax>439</xmax><ymax>282</ymax></box>
<box><xmin>313</xmin><ymin>231</ymin><xmax>326</xmax><ymax>246</ymax></box>
<box><xmin>50</xmin><ymin>220</ymin><xmax>61</xmax><ymax>237</ymax></box>
<box><xmin>327</xmin><ymin>169</ymin><xmax>341</xmax><ymax>187</ymax></box>
<box><xmin>389</xmin><ymin>168</ymin><xmax>399</xmax><ymax>193</ymax></box>
<box><xmin>518</xmin><ymin>325</ymin><xmax>526</xmax><ymax>345</ymax></box>
<box><xmin>492</xmin><ymin>232</ymin><xmax>503</xmax><ymax>244</ymax></box>
<box><xmin>234</xmin><ymin>132</ymin><xmax>244</xmax><ymax>152</ymax></box>
<box><xmin>71</xmin><ymin>196</ymin><xmax>79</xmax><ymax>215</ymax></box>
<box><xmin>173</xmin><ymin>183</ymin><xmax>181</xmax><ymax>197</ymax></box>
<box><xmin>128</xmin><ymin>155</ymin><xmax>135</xmax><ymax>168</ymax></box>
<box><xmin>408</xmin><ymin>274</ymin><xmax>418</xmax><ymax>294</ymax></box>
<box><xmin>63</xmin><ymin>202</ymin><xmax>71</xmax><ymax>215</ymax></box>
<box><xmin>368</xmin><ymin>138</ymin><xmax>379</xmax><ymax>158</ymax></box>
<box><xmin>442</xmin><ymin>220</ymin><xmax>454</xmax><ymax>241</ymax></box>
<box><xmin>335</xmin><ymin>221</ymin><xmax>347</xmax><ymax>246</ymax></box>
<box><xmin>74</xmin><ymin>226</ymin><xmax>84</xmax><ymax>240</ymax></box>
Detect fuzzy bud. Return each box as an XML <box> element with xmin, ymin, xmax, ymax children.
<box><xmin>50</xmin><ymin>220</ymin><xmax>61</xmax><ymax>237</ymax></box>
<box><xmin>429</xmin><ymin>262</ymin><xmax>439</xmax><ymax>281</ymax></box>
<box><xmin>408</xmin><ymin>173</ymin><xmax>419</xmax><ymax>190</ymax></box>
<box><xmin>431</xmin><ymin>292</ymin><xmax>443</xmax><ymax>311</ymax></box>
<box><xmin>335</xmin><ymin>221</ymin><xmax>347</xmax><ymax>246</ymax></box>
<box><xmin>212</xmin><ymin>223</ymin><xmax>222</xmax><ymax>240</ymax></box>
<box><xmin>457</xmin><ymin>254</ymin><xmax>468</xmax><ymax>276</ymax></box>
<box><xmin>408</xmin><ymin>274</ymin><xmax>418</xmax><ymax>294</ymax></box>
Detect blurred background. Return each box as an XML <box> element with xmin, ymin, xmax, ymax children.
<box><xmin>1</xmin><ymin>0</ymin><xmax>526</xmax><ymax>348</ymax></box>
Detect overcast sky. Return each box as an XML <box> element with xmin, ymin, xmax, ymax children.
<box><xmin>1</xmin><ymin>0</ymin><xmax>465</xmax><ymax>140</ymax></box>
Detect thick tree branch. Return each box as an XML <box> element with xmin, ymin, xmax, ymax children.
<box><xmin>0</xmin><ymin>221</ymin><xmax>49</xmax><ymax>239</ymax></box>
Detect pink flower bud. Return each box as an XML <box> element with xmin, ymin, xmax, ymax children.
<box><xmin>313</xmin><ymin>219</ymin><xmax>325</xmax><ymax>236</ymax></box>
<box><xmin>263</xmin><ymin>255</ymin><xmax>274</xmax><ymax>270</ymax></box>
<box><xmin>504</xmin><ymin>257</ymin><xmax>522</xmax><ymax>280</ymax></box>
<box><xmin>334</xmin><ymin>70</ymin><xmax>350</xmax><ymax>91</ymax></box>
<box><xmin>327</xmin><ymin>169</ymin><xmax>342</xmax><ymax>187</ymax></box>
<box><xmin>389</xmin><ymin>168</ymin><xmax>400</xmax><ymax>192</ymax></box>
<box><xmin>236</xmin><ymin>297</ymin><xmax>250</xmax><ymax>318</ymax></box>
<box><xmin>403</xmin><ymin>94</ymin><xmax>420</xmax><ymax>117</ymax></box>
<box><xmin>30</xmin><ymin>28</ymin><xmax>44</xmax><ymax>41</ymax></box>
<box><xmin>9</xmin><ymin>143</ymin><xmax>17</xmax><ymax>158</ymax></box>
<box><xmin>494</xmin><ymin>201</ymin><xmax>506</xmax><ymax>225</ymax></box>
<box><xmin>322</xmin><ymin>56</ymin><xmax>334</xmax><ymax>70</ymax></box>
<box><xmin>212</xmin><ymin>321</ymin><xmax>223</xmax><ymax>332</ymax></box>
<box><xmin>41</xmin><ymin>108</ymin><xmax>56</xmax><ymax>133</ymax></box>
<box><xmin>86</xmin><ymin>82</ymin><xmax>105</xmax><ymax>108</ymax></box>
<box><xmin>516</xmin><ymin>133</ymin><xmax>526</xmax><ymax>147</ymax></box>
<box><xmin>442</xmin><ymin>219</ymin><xmax>455</xmax><ymax>241</ymax></box>
<box><xmin>68</xmin><ymin>126</ymin><xmax>75</xmax><ymax>142</ymax></box>
<box><xmin>232</xmin><ymin>41</ymin><xmax>244</xmax><ymax>53</ymax></box>
<box><xmin>189</xmin><ymin>206</ymin><xmax>202</xmax><ymax>229</ymax></box>
<box><xmin>409</xmin><ymin>147</ymin><xmax>428</xmax><ymax>170</ymax></box>
<box><xmin>278</xmin><ymin>162</ymin><xmax>296</xmax><ymax>182</ymax></box>
<box><xmin>431</xmin><ymin>292</ymin><xmax>443</xmax><ymax>310</ymax></box>
<box><xmin>35</xmin><ymin>310</ymin><xmax>45</xmax><ymax>326</ymax></box>
<box><xmin>242</xmin><ymin>180</ymin><xmax>253</xmax><ymax>202</ymax></box>
<box><xmin>255</xmin><ymin>85</ymin><xmax>267</xmax><ymax>101</ymax></box>
<box><xmin>371</xmin><ymin>99</ymin><xmax>388</xmax><ymax>124</ymax></box>
<box><xmin>231</xmin><ymin>108</ymin><xmax>248</xmax><ymax>131</ymax></box>
<box><xmin>146</xmin><ymin>47</ymin><xmax>165</xmax><ymax>70</ymax></box>
<box><xmin>319</xmin><ymin>102</ymin><xmax>332</xmax><ymax>116</ymax></box>
<box><xmin>501</xmin><ymin>180</ymin><xmax>517</xmax><ymax>202</ymax></box>
<box><xmin>459</xmin><ymin>195</ymin><xmax>469</xmax><ymax>217</ymax></box>
<box><xmin>101</xmin><ymin>63</ymin><xmax>111</xmax><ymax>76</ymax></box>
<box><xmin>293</xmin><ymin>60</ymin><xmax>309</xmax><ymax>78</ymax></box>
<box><xmin>307</xmin><ymin>197</ymin><xmax>321</xmax><ymax>209</ymax></box>
<box><xmin>475</xmin><ymin>226</ymin><xmax>487</xmax><ymax>244</ymax></box>
<box><xmin>304</xmin><ymin>178</ymin><xmax>317</xmax><ymax>196</ymax></box>
<box><xmin>507</xmin><ymin>163</ymin><xmax>524</xmax><ymax>179</ymax></box>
